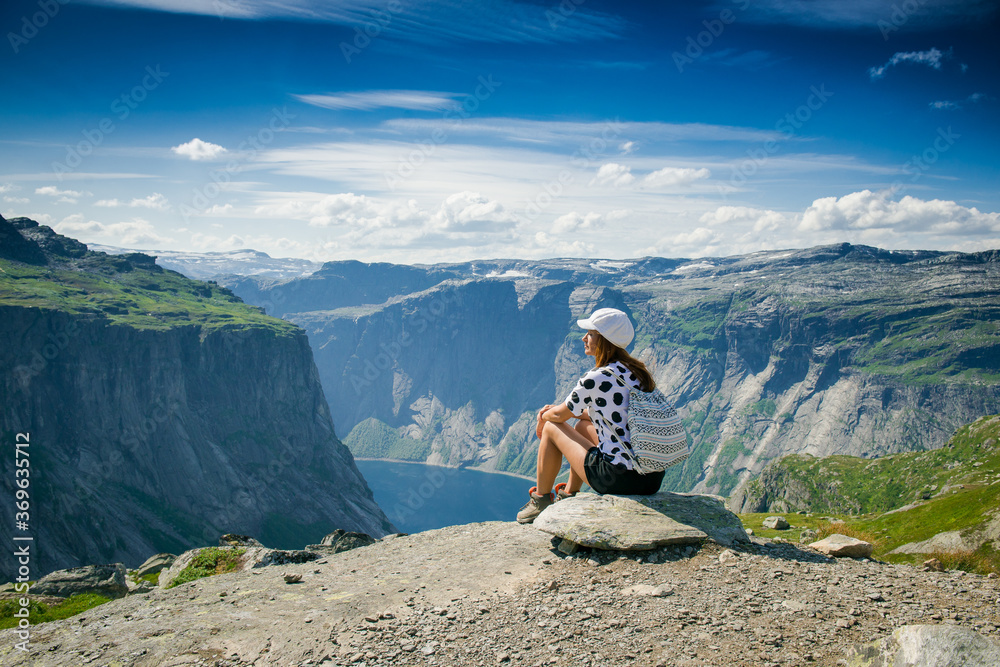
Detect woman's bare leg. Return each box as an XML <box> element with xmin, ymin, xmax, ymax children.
<box><xmin>566</xmin><ymin>420</ymin><xmax>598</xmax><ymax>493</ymax></box>
<box><xmin>536</xmin><ymin>421</ymin><xmax>594</xmax><ymax>494</ymax></box>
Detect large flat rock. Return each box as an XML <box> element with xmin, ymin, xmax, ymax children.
<box><xmin>889</xmin><ymin>530</ymin><xmax>980</xmax><ymax>555</ymax></box>
<box><xmin>533</xmin><ymin>492</ymin><xmax>750</xmax><ymax>551</ymax></box>
<box><xmin>844</xmin><ymin>624</ymin><xmax>1000</xmax><ymax>666</ymax></box>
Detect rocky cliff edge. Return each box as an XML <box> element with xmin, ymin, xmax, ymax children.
<box><xmin>1</xmin><ymin>498</ymin><xmax>998</xmax><ymax>666</ymax></box>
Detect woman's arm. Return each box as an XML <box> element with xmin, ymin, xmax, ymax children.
<box><xmin>536</xmin><ymin>403</ymin><xmax>575</xmax><ymax>438</ymax></box>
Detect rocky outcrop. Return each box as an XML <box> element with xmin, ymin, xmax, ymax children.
<box><xmin>844</xmin><ymin>624</ymin><xmax>1000</xmax><ymax>667</ymax></box>
<box><xmin>31</xmin><ymin>564</ymin><xmax>129</xmax><ymax>599</ymax></box>
<box><xmin>890</xmin><ymin>531</ymin><xmax>976</xmax><ymax>555</ymax></box>
<box><xmin>1</xmin><ymin>521</ymin><xmax>998</xmax><ymax>666</ymax></box>
<box><xmin>158</xmin><ymin>545</ymin><xmax>322</xmax><ymax>589</ymax></box>
<box><xmin>134</xmin><ymin>553</ymin><xmax>175</xmax><ymax>577</ymax></box>
<box><xmin>0</xmin><ymin>219</ymin><xmax>393</xmax><ymax>579</ymax></box>
<box><xmin>534</xmin><ymin>492</ymin><xmax>750</xmax><ymax>551</ymax></box>
<box><xmin>305</xmin><ymin>528</ymin><xmax>377</xmax><ymax>554</ymax></box>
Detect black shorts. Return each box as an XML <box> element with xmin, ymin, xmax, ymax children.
<box><xmin>583</xmin><ymin>447</ymin><xmax>665</xmax><ymax>495</ymax></box>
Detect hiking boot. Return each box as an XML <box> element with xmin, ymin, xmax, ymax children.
<box><xmin>554</xmin><ymin>483</ymin><xmax>576</xmax><ymax>501</ymax></box>
<box><xmin>516</xmin><ymin>486</ymin><xmax>554</xmax><ymax>524</ymax></box>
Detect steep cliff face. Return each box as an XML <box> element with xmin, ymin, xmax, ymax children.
<box><xmin>0</xmin><ymin>217</ymin><xmax>392</xmax><ymax>579</ymax></box>
<box><xmin>227</xmin><ymin>245</ymin><xmax>1000</xmax><ymax>499</ymax></box>
<box><xmin>286</xmin><ymin>279</ymin><xmax>619</xmax><ymax>475</ymax></box>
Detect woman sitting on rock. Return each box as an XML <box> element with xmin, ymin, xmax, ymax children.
<box><xmin>517</xmin><ymin>307</ymin><xmax>664</xmax><ymax>523</ymax></box>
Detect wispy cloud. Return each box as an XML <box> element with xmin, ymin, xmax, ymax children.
<box><xmin>35</xmin><ymin>186</ymin><xmax>91</xmax><ymax>204</ymax></box>
<box><xmin>293</xmin><ymin>90</ymin><xmax>460</xmax><ymax>112</ymax></box>
<box><xmin>95</xmin><ymin>193</ymin><xmax>169</xmax><ymax>209</ymax></box>
<box><xmin>589</xmin><ymin>164</ymin><xmax>711</xmax><ymax>189</ymax></box>
<box><xmin>380</xmin><ymin>117</ymin><xmax>788</xmax><ymax>147</ymax></box>
<box><xmin>930</xmin><ymin>92</ymin><xmax>989</xmax><ymax>110</ymax></box>
<box><xmin>737</xmin><ymin>0</ymin><xmax>998</xmax><ymax>28</ymax></box>
<box><xmin>77</xmin><ymin>0</ymin><xmax>628</xmax><ymax>44</ymax></box>
<box><xmin>868</xmin><ymin>47</ymin><xmax>948</xmax><ymax>80</ymax></box>
<box><xmin>702</xmin><ymin>49</ymin><xmax>784</xmax><ymax>71</ymax></box>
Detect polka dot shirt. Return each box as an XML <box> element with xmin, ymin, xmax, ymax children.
<box><xmin>563</xmin><ymin>361</ymin><xmax>641</xmax><ymax>469</ymax></box>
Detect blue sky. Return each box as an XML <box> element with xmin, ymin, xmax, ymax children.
<box><xmin>1</xmin><ymin>0</ymin><xmax>998</xmax><ymax>263</ymax></box>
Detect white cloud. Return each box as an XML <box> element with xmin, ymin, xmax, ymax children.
<box><xmin>4</xmin><ymin>196</ymin><xmax>29</xmax><ymax>204</ymax></box>
<box><xmin>641</xmin><ymin>167</ymin><xmax>710</xmax><ymax>189</ymax></box>
<box><xmin>294</xmin><ymin>90</ymin><xmax>460</xmax><ymax>112</ymax></box>
<box><xmin>700</xmin><ymin>206</ymin><xmax>787</xmax><ymax>233</ymax></box>
<box><xmin>171</xmin><ymin>138</ymin><xmax>228</xmax><ymax>161</ymax></box>
<box><xmin>95</xmin><ymin>193</ymin><xmax>169</xmax><ymax>209</ymax></box>
<box><xmin>589</xmin><ymin>164</ymin><xmax>710</xmax><ymax>190</ymax></box>
<box><xmin>798</xmin><ymin>190</ymin><xmax>1000</xmax><ymax>235</ymax></box>
<box><xmin>54</xmin><ymin>217</ymin><xmax>173</xmax><ymax>247</ymax></box>
<box><xmin>619</xmin><ymin>141</ymin><xmax>637</xmax><ymax>155</ymax></box>
<box><xmin>254</xmin><ymin>190</ymin><xmax>518</xmax><ymax>248</ymax></box>
<box><xmin>552</xmin><ymin>211</ymin><xmax>603</xmax><ymax>234</ymax></box>
<box><xmin>669</xmin><ymin>227</ymin><xmax>724</xmax><ymax>254</ymax></box>
<box><xmin>204</xmin><ymin>204</ymin><xmax>234</xmax><ymax>215</ymax></box>
<box><xmin>869</xmin><ymin>48</ymin><xmax>948</xmax><ymax>80</ymax></box>
<box><xmin>590</xmin><ymin>163</ymin><xmax>635</xmax><ymax>187</ymax></box>
<box><xmin>0</xmin><ymin>183</ymin><xmax>20</xmax><ymax>194</ymax></box>
<box><xmin>429</xmin><ymin>192</ymin><xmax>519</xmax><ymax>233</ymax></box>
<box><xmin>35</xmin><ymin>186</ymin><xmax>90</xmax><ymax>204</ymax></box>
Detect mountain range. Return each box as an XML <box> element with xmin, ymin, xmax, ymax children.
<box><xmin>213</xmin><ymin>244</ymin><xmax>1000</xmax><ymax>501</ymax></box>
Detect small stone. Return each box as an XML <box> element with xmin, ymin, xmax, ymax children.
<box><xmin>557</xmin><ymin>539</ymin><xmax>579</xmax><ymax>555</ymax></box>
<box><xmin>719</xmin><ymin>549</ymin><xmax>740</xmax><ymax>565</ymax></box>
<box><xmin>923</xmin><ymin>558</ymin><xmax>946</xmax><ymax>572</ymax></box>
<box><xmin>283</xmin><ymin>573</ymin><xmax>303</xmax><ymax>584</ymax></box>
<box><xmin>763</xmin><ymin>516</ymin><xmax>790</xmax><ymax>530</ymax></box>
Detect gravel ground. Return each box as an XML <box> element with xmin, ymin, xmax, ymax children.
<box><xmin>2</xmin><ymin>523</ymin><xmax>998</xmax><ymax>667</ymax></box>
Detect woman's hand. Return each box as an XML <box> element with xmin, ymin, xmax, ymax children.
<box><xmin>536</xmin><ymin>404</ymin><xmax>554</xmax><ymax>439</ymax></box>
<box><xmin>536</xmin><ymin>404</ymin><xmax>574</xmax><ymax>439</ymax></box>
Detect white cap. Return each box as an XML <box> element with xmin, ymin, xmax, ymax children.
<box><xmin>577</xmin><ymin>308</ymin><xmax>634</xmax><ymax>349</ymax></box>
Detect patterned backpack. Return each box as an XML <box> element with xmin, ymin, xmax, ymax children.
<box><xmin>612</xmin><ymin>372</ymin><xmax>690</xmax><ymax>475</ymax></box>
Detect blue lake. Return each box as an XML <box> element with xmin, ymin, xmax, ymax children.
<box><xmin>354</xmin><ymin>460</ymin><xmax>534</xmax><ymax>535</ymax></box>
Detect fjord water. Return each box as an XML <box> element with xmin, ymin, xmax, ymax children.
<box><xmin>355</xmin><ymin>460</ymin><xmax>533</xmax><ymax>534</ymax></box>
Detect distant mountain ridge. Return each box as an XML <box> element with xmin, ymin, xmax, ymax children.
<box><xmin>92</xmin><ymin>244</ymin><xmax>323</xmax><ymax>280</ymax></box>
<box><xmin>204</xmin><ymin>242</ymin><xmax>1000</xmax><ymax>502</ymax></box>
<box><xmin>0</xmin><ymin>216</ymin><xmax>391</xmax><ymax>578</ymax></box>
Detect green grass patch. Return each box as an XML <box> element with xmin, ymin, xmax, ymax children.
<box><xmin>345</xmin><ymin>418</ymin><xmax>432</xmax><ymax>461</ymax></box>
<box><xmin>166</xmin><ymin>547</ymin><xmax>245</xmax><ymax>588</ymax></box>
<box><xmin>0</xmin><ymin>593</ymin><xmax>110</xmax><ymax>629</ymax></box>
<box><xmin>739</xmin><ymin>414</ymin><xmax>1000</xmax><ymax>576</ymax></box>
<box><xmin>0</xmin><ymin>257</ymin><xmax>298</xmax><ymax>335</ymax></box>
<box><xmin>136</xmin><ymin>571</ymin><xmax>161</xmax><ymax>587</ymax></box>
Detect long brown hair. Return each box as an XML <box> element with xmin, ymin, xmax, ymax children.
<box><xmin>592</xmin><ymin>332</ymin><xmax>655</xmax><ymax>392</ymax></box>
